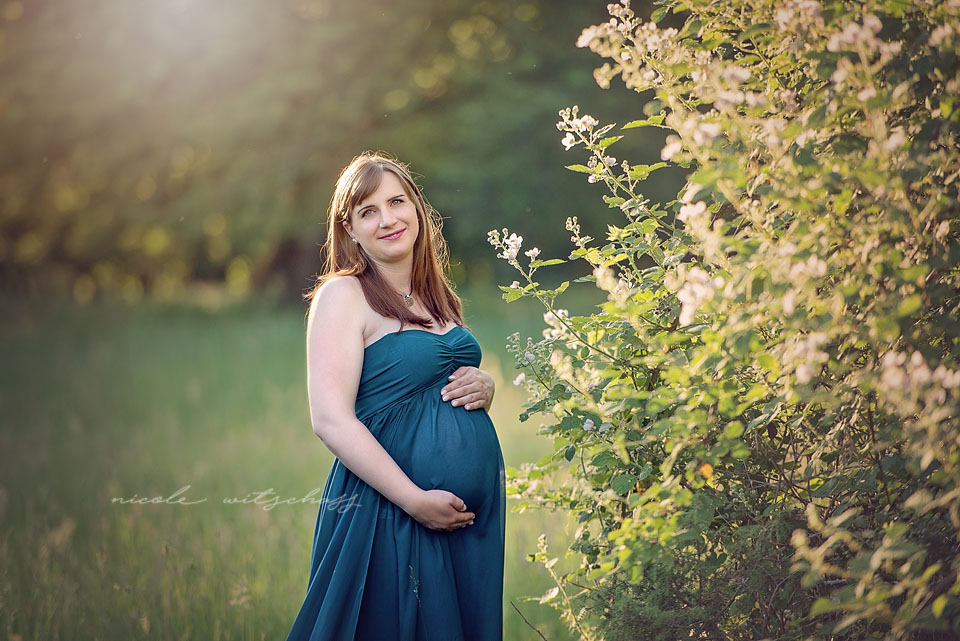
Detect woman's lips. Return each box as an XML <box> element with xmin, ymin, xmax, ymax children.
<box><xmin>379</xmin><ymin>229</ymin><xmax>405</xmax><ymax>241</ymax></box>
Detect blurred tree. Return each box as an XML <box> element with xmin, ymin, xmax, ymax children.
<box><xmin>0</xmin><ymin>0</ymin><xmax>680</xmax><ymax>303</ymax></box>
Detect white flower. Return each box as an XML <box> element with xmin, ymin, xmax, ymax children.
<box><xmin>510</xmin><ymin>280</ymin><xmax>520</xmax><ymax>289</ymax></box>
<box><xmin>775</xmin><ymin>7</ymin><xmax>795</xmax><ymax>29</ymax></box>
<box><xmin>783</xmin><ymin>288</ymin><xmax>797</xmax><ymax>315</ymax></box>
<box><xmin>795</xmin><ymin>363</ymin><xmax>815</xmax><ymax>384</ymax></box>
<box><xmin>583</xmin><ymin>419</ymin><xmax>595</xmax><ymax>431</ymax></box>
<box><xmin>576</xmin><ymin>24</ymin><xmax>608</xmax><ymax>48</ymax></box>
<box><xmin>677</xmin><ymin>201</ymin><xmax>707</xmax><ymax>224</ymax></box>
<box><xmin>774</xmin><ymin>0</ymin><xmax>822</xmax><ymax>31</ymax></box>
<box><xmin>827</xmin><ymin>18</ymin><xmax>884</xmax><ymax>54</ymax></box>
<box><xmin>612</xmin><ymin>278</ymin><xmax>634</xmax><ymax>300</ymax></box>
<box><xmin>693</xmin><ymin>122</ymin><xmax>722</xmax><ymax>145</ymax></box>
<box><xmin>795</xmin><ymin>129</ymin><xmax>816</xmax><ymax>146</ymax></box>
<box><xmin>828</xmin><ymin>22</ymin><xmax>865</xmax><ymax>52</ymax></box>
<box><xmin>660</xmin><ymin>135</ymin><xmax>683</xmax><ymax>161</ymax></box>
<box><xmin>936</xmin><ymin>365</ymin><xmax>960</xmax><ymax>389</ymax></box>
<box><xmin>544</xmin><ymin>308</ymin><xmax>568</xmax><ymax>322</ymax></box>
<box><xmin>779</xmin><ymin>89</ymin><xmax>797</xmax><ymax>111</ymax></box>
<box><xmin>561</xmin><ymin>132</ymin><xmax>577</xmax><ymax>150</ymax></box>
<box><xmin>499</xmin><ymin>232</ymin><xmax>523</xmax><ymax>261</ymax></box>
<box><xmin>571</xmin><ymin>114</ymin><xmax>599</xmax><ymax>132</ymax></box>
<box><xmin>677</xmin><ymin>266</ymin><xmax>722</xmax><ymax>325</ymax></box>
<box><xmin>883</xmin><ymin>128</ymin><xmax>906</xmax><ymax>152</ymax></box>
<box><xmin>881</xmin><ymin>351</ymin><xmax>908</xmax><ymax>390</ymax></box>
<box><xmin>879</xmin><ymin>41</ymin><xmax>902</xmax><ymax>56</ymax></box>
<box><xmin>512</xmin><ymin>373</ymin><xmax>526</xmax><ymax>386</ymax></box>
<box><xmin>598</xmin><ymin>422</ymin><xmax>612</xmax><ymax>433</ymax></box>
<box><xmin>776</xmin><ymin>242</ymin><xmax>798</xmax><ymax>257</ymax></box>
<box><xmin>524</xmin><ymin>247</ymin><xmax>541</xmax><ymax>259</ymax></box>
<box><xmin>783</xmin><ymin>332</ymin><xmax>828</xmax><ymax>385</ymax></box>
<box><xmin>788</xmin><ymin>255</ymin><xmax>827</xmax><ymax>281</ymax></box>
<box><xmin>719</xmin><ymin>65</ymin><xmax>751</xmax><ymax>84</ymax></box>
<box><xmin>524</xmin><ymin>351</ymin><xmax>535</xmax><ymax>363</ymax></box>
<box><xmin>857</xmin><ymin>87</ymin><xmax>877</xmax><ymax>102</ymax></box>
<box><xmin>763</xmin><ymin>118</ymin><xmax>787</xmax><ymax>146</ymax></box>
<box><xmin>930</xmin><ymin>25</ymin><xmax>954</xmax><ymax>47</ymax></box>
<box><xmin>594</xmin><ymin>264</ymin><xmax>618</xmax><ymax>292</ymax></box>
<box><xmin>716</xmin><ymin>90</ymin><xmax>745</xmax><ymax>109</ymax></box>
<box><xmin>681</xmin><ymin>183</ymin><xmax>703</xmax><ymax>204</ymax></box>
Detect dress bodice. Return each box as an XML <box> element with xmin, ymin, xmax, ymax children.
<box><xmin>354</xmin><ymin>326</ymin><xmax>481</xmax><ymax>421</ymax></box>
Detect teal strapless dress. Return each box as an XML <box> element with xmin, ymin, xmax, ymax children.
<box><xmin>286</xmin><ymin>325</ymin><xmax>506</xmax><ymax>641</ymax></box>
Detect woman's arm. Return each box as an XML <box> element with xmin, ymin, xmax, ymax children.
<box><xmin>306</xmin><ymin>277</ymin><xmax>475</xmax><ymax>531</ymax></box>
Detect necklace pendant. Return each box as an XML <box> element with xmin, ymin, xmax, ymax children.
<box><xmin>402</xmin><ymin>293</ymin><xmax>414</xmax><ymax>307</ymax></box>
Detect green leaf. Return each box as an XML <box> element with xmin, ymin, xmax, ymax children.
<box><xmin>498</xmin><ymin>285</ymin><xmax>524</xmax><ymax>302</ymax></box>
<box><xmin>756</xmin><ymin>353</ymin><xmax>778</xmax><ymax>372</ymax></box>
<box><xmin>565</xmin><ymin>164</ymin><xmax>593</xmax><ymax>174</ymax></box>
<box><xmin>611</xmin><ymin>473</ymin><xmax>638</xmax><ymax>494</ymax></box>
<box><xmin>723</xmin><ymin>421</ymin><xmax>744</xmax><ymax>439</ymax></box>
<box><xmin>598</xmin><ymin>135</ymin><xmax>623</xmax><ymax>149</ymax></box>
<box><xmin>738</xmin><ymin>22</ymin><xmax>771</xmax><ymax>42</ymax></box>
<box><xmin>730</xmin><ymin>441</ymin><xmax>751</xmax><ymax>459</ymax></box>
<box><xmin>591</xmin><ymin>451</ymin><xmax>619</xmax><ymax>470</ymax></box>
<box><xmin>628</xmin><ymin>162</ymin><xmax>668</xmax><ymax>181</ymax></box>
<box><xmin>812</xmin><ymin>476</ymin><xmax>843</xmax><ymax>498</ymax></box>
<box><xmin>932</xmin><ymin>594</ymin><xmax>948</xmax><ymax>618</ymax></box>
<box><xmin>680</xmin><ymin>18</ymin><xmax>702</xmax><ymax>40</ymax></box>
<box><xmin>530</xmin><ymin>258</ymin><xmax>567</xmax><ymax>268</ymax></box>
<box><xmin>622</xmin><ymin>114</ymin><xmax>667</xmax><ymax>130</ymax></box>
<box><xmin>833</xmin><ymin>189</ymin><xmax>853</xmax><ymax>216</ymax></box>
<box><xmin>811</xmin><ymin>597</ymin><xmax>839</xmax><ymax>616</ymax></box>
<box><xmin>604</xmin><ymin>196</ymin><xmax>626</xmax><ymax>208</ymax></box>
<box><xmin>897</xmin><ymin>294</ymin><xmax>923</xmax><ymax>317</ymax></box>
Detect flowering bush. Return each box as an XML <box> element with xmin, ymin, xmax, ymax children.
<box><xmin>492</xmin><ymin>0</ymin><xmax>960</xmax><ymax>639</ymax></box>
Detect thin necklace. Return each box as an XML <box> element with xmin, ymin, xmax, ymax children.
<box><xmin>402</xmin><ymin>287</ymin><xmax>414</xmax><ymax>307</ymax></box>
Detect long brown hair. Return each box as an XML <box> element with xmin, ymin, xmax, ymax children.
<box><xmin>304</xmin><ymin>151</ymin><xmax>467</xmax><ymax>333</ymax></box>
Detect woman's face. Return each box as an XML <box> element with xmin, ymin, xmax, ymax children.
<box><xmin>342</xmin><ymin>170</ymin><xmax>420</xmax><ymax>263</ymax></box>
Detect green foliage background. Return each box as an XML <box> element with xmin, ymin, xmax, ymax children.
<box><xmin>0</xmin><ymin>0</ymin><xmax>683</xmax><ymax>301</ymax></box>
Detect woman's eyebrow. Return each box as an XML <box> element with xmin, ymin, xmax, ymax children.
<box><xmin>356</xmin><ymin>194</ymin><xmax>406</xmax><ymax>212</ymax></box>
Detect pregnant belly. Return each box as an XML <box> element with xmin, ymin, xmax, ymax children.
<box><xmin>400</xmin><ymin>398</ymin><xmax>502</xmax><ymax>512</ymax></box>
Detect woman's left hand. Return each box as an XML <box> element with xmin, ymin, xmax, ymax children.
<box><xmin>440</xmin><ymin>367</ymin><xmax>495</xmax><ymax>411</ymax></box>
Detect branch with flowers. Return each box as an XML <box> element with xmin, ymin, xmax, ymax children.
<box><xmin>494</xmin><ymin>0</ymin><xmax>960</xmax><ymax>639</ymax></box>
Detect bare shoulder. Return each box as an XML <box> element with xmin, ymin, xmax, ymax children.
<box><xmin>310</xmin><ymin>275</ymin><xmax>360</xmax><ymax>311</ymax></box>
<box><xmin>307</xmin><ymin>275</ymin><xmax>368</xmax><ymax>332</ymax></box>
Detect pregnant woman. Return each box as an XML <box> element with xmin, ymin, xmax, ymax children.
<box><xmin>285</xmin><ymin>151</ymin><xmax>506</xmax><ymax>641</ymax></box>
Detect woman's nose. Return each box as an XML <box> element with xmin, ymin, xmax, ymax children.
<box><xmin>380</xmin><ymin>208</ymin><xmax>397</xmax><ymax>226</ymax></box>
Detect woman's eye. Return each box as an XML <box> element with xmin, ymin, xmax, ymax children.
<box><xmin>360</xmin><ymin>200</ymin><xmax>400</xmax><ymax>216</ymax></box>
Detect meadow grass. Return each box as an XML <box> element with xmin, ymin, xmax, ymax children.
<box><xmin>0</xmin><ymin>282</ymin><xmax>605</xmax><ymax>640</ymax></box>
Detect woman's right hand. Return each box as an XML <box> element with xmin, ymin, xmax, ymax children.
<box><xmin>404</xmin><ymin>489</ymin><xmax>476</xmax><ymax>532</ymax></box>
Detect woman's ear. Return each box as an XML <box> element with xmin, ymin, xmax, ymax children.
<box><xmin>341</xmin><ymin>218</ymin><xmax>353</xmax><ymax>238</ymax></box>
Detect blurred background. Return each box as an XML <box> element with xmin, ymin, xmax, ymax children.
<box><xmin>0</xmin><ymin>0</ymin><xmax>680</xmax><ymax>638</ymax></box>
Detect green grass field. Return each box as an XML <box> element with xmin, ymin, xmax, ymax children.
<box><xmin>0</xmin><ymin>282</ymin><xmax>606</xmax><ymax>640</ymax></box>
